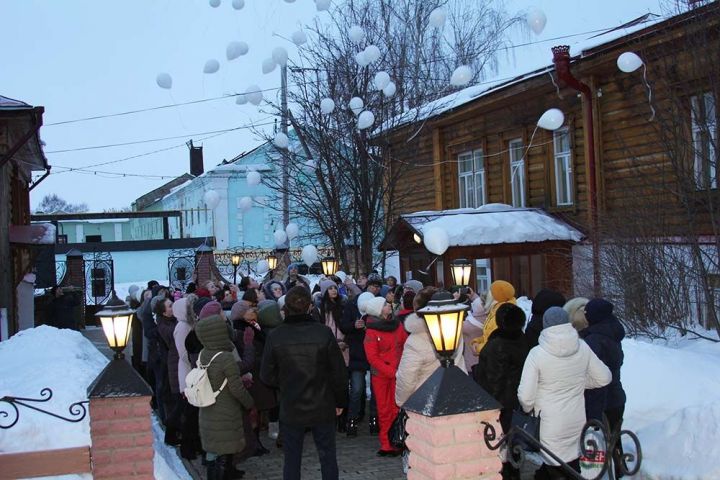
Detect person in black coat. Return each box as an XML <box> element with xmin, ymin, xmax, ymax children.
<box><xmin>581</xmin><ymin>298</ymin><xmax>627</xmax><ymax>478</ymax></box>
<box><xmin>524</xmin><ymin>289</ymin><xmax>566</xmax><ymax>349</ymax></box>
<box><xmin>260</xmin><ymin>287</ymin><xmax>348</xmax><ymax>480</ymax></box>
<box><xmin>49</xmin><ymin>286</ymin><xmax>81</xmax><ymax>330</ymax></box>
<box><xmin>473</xmin><ymin>303</ymin><xmax>529</xmax><ymax>480</ymax></box>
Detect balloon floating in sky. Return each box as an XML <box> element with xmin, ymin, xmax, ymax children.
<box><xmin>204</xmin><ymin>190</ymin><xmax>221</xmax><ymax>209</ymax></box>
<box><xmin>235</xmin><ymin>94</ymin><xmax>248</xmax><ymax>105</ymax></box>
<box><xmin>227</xmin><ymin>41</ymin><xmax>249</xmax><ymax>60</ymax></box>
<box><xmin>232</xmin><ymin>0</ymin><xmax>244</xmax><ymax>9</ymax></box>
<box><xmin>537</xmin><ymin>108</ymin><xmax>565</xmax><ymax>131</ymax></box>
<box><xmin>315</xmin><ymin>0</ymin><xmax>331</xmax><ymax>11</ymax></box>
<box><xmin>301</xmin><ymin>245</ymin><xmax>318</xmax><ymax>266</ymax></box>
<box><xmin>320</xmin><ymin>98</ymin><xmax>335</xmax><ymax>114</ymax></box>
<box><xmin>272</xmin><ymin>47</ymin><xmax>289</xmax><ymax>66</ymax></box>
<box><xmin>355</xmin><ymin>50</ymin><xmax>370</xmax><ymax>67</ymax></box>
<box><xmin>617</xmin><ymin>52</ymin><xmax>643</xmax><ymax>73</ymax></box>
<box><xmin>156</xmin><ymin>73</ymin><xmax>172</xmax><ymax>89</ymax></box>
<box><xmin>274</xmin><ymin>230</ymin><xmax>288</xmax><ymax>246</ymax></box>
<box><xmin>450</xmin><ymin>65</ymin><xmax>473</xmax><ymax>86</ymax></box>
<box><xmin>245</xmin><ymin>85</ymin><xmax>263</xmax><ymax>105</ymax></box>
<box><xmin>357</xmin><ymin>110</ymin><xmax>375</xmax><ymax>130</ymax></box>
<box><xmin>349</xmin><ymin>97</ymin><xmax>364</xmax><ymax>116</ymax></box>
<box><xmin>364</xmin><ymin>44</ymin><xmax>381</xmax><ymax>64</ymax></box>
<box><xmin>209</xmin><ymin>0</ymin><xmax>221</xmax><ymax>7</ymax></box>
<box><xmin>348</xmin><ymin>25</ymin><xmax>365</xmax><ymax>44</ymax></box>
<box><xmin>291</xmin><ymin>30</ymin><xmax>307</xmax><ymax>46</ymax></box>
<box><xmin>262</xmin><ymin>58</ymin><xmax>277</xmax><ymax>74</ymax></box>
<box><xmin>247</xmin><ymin>170</ymin><xmax>261</xmax><ymax>186</ymax></box>
<box><xmin>239</xmin><ymin>196</ymin><xmax>252</xmax><ymax>212</ymax></box>
<box><xmin>428</xmin><ymin>7</ymin><xmax>447</xmax><ymax>28</ymax></box>
<box><xmin>382</xmin><ymin>81</ymin><xmax>396</xmax><ymax>97</ymax></box>
<box><xmin>285</xmin><ymin>222</ymin><xmax>299</xmax><ymax>240</ymax></box>
<box><xmin>204</xmin><ymin>59</ymin><xmax>220</xmax><ymax>74</ymax></box>
<box><xmin>374</xmin><ymin>71</ymin><xmax>391</xmax><ymax>91</ymax></box>
<box><xmin>256</xmin><ymin>259</ymin><xmax>269</xmax><ymax>274</ymax></box>
<box><xmin>274</xmin><ymin>132</ymin><xmax>289</xmax><ymax>149</ymax></box>
<box><xmin>526</xmin><ymin>7</ymin><xmax>547</xmax><ymax>35</ymax></box>
<box><xmin>423</xmin><ymin>227</ymin><xmax>449</xmax><ymax>255</ymax></box>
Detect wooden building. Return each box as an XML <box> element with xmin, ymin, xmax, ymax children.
<box><xmin>0</xmin><ymin>96</ymin><xmax>53</xmax><ymax>339</ymax></box>
<box><xmin>379</xmin><ymin>4</ymin><xmax>719</xmax><ymax>298</ymax></box>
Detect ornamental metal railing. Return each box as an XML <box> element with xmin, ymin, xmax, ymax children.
<box><xmin>0</xmin><ymin>388</ymin><xmax>89</xmax><ymax>429</ymax></box>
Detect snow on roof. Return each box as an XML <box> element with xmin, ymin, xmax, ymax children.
<box><xmin>404</xmin><ymin>204</ymin><xmax>582</xmax><ymax>246</ymax></box>
<box><xmin>9</xmin><ymin>223</ymin><xmax>56</xmax><ymax>245</ymax></box>
<box><xmin>0</xmin><ymin>94</ymin><xmax>32</xmax><ymax>110</ymax></box>
<box><xmin>381</xmin><ymin>13</ymin><xmax>663</xmax><ymax>133</ymax></box>
<box><xmin>212</xmin><ymin>162</ymin><xmax>272</xmax><ymax>173</ymax></box>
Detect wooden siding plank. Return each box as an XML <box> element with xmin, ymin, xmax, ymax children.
<box><xmin>0</xmin><ymin>447</ymin><xmax>91</xmax><ymax>479</ymax></box>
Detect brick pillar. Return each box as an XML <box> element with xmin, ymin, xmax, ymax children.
<box><xmin>87</xmin><ymin>358</ymin><xmax>154</xmax><ymax>479</ymax></box>
<box><xmin>63</xmin><ymin>248</ymin><xmax>85</xmax><ymax>289</ymax></box>
<box><xmin>195</xmin><ymin>243</ymin><xmax>213</xmax><ymax>286</ymax></box>
<box><xmin>403</xmin><ymin>365</ymin><xmax>503</xmax><ymax>480</ymax></box>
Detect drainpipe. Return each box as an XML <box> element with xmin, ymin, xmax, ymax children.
<box><xmin>551</xmin><ymin>45</ymin><xmax>601</xmax><ymax>296</ymax></box>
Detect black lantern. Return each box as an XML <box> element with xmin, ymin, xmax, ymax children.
<box><xmin>450</xmin><ymin>258</ymin><xmax>473</xmax><ymax>288</ymax></box>
<box><xmin>95</xmin><ymin>291</ymin><xmax>135</xmax><ymax>360</ymax></box>
<box><xmin>417</xmin><ymin>291</ymin><xmax>468</xmax><ymax>367</ymax></box>
<box><xmin>321</xmin><ymin>256</ymin><xmax>338</xmax><ymax>276</ymax></box>
<box><xmin>266</xmin><ymin>253</ymin><xmax>278</xmax><ymax>271</ymax></box>
<box><xmin>231</xmin><ymin>253</ymin><xmax>242</xmax><ymax>284</ymax></box>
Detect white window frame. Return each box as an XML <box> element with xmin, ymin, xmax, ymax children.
<box><xmin>509</xmin><ymin>139</ymin><xmax>526</xmax><ymax>207</ymax></box>
<box><xmin>553</xmin><ymin>128</ymin><xmax>574</xmax><ymax>206</ymax></box>
<box><xmin>475</xmin><ymin>258</ymin><xmax>492</xmax><ymax>294</ymax></box>
<box><xmin>457</xmin><ymin>149</ymin><xmax>486</xmax><ymax>208</ymax></box>
<box><xmin>691</xmin><ymin>92</ymin><xmax>718</xmax><ymax>190</ymax></box>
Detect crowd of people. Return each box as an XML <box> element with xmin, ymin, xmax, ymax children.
<box><xmin>123</xmin><ymin>266</ymin><xmax>626</xmax><ymax>480</ymax></box>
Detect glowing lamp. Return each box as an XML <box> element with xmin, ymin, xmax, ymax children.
<box><xmin>418</xmin><ymin>291</ymin><xmax>468</xmax><ymax>367</ymax></box>
<box><xmin>95</xmin><ymin>291</ymin><xmax>134</xmax><ymax>360</ymax></box>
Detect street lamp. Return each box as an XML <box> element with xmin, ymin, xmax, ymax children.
<box><xmin>450</xmin><ymin>258</ymin><xmax>473</xmax><ymax>288</ymax></box>
<box><xmin>95</xmin><ymin>291</ymin><xmax>135</xmax><ymax>360</ymax></box>
<box><xmin>266</xmin><ymin>253</ymin><xmax>278</xmax><ymax>271</ymax></box>
<box><xmin>231</xmin><ymin>253</ymin><xmax>242</xmax><ymax>285</ymax></box>
<box><xmin>417</xmin><ymin>291</ymin><xmax>468</xmax><ymax>368</ymax></box>
<box><xmin>321</xmin><ymin>256</ymin><xmax>338</xmax><ymax>276</ymax></box>
<box><xmin>413</xmin><ymin>233</ymin><xmax>422</xmax><ymax>244</ymax></box>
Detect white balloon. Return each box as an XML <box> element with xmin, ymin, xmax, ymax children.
<box><xmin>373</xmin><ymin>71</ymin><xmax>391</xmax><ymax>91</ymax></box>
<box><xmin>357</xmin><ymin>292</ymin><xmax>375</xmax><ymax>315</ymax></box>
<box><xmin>156</xmin><ymin>73</ymin><xmax>172</xmax><ymax>89</ymax></box>
<box><xmin>247</xmin><ymin>170</ymin><xmax>261</xmax><ymax>186</ymax></box>
<box><xmin>274</xmin><ymin>230</ymin><xmax>288</xmax><ymax>246</ymax></box>
<box><xmin>226</xmin><ymin>41</ymin><xmax>248</xmax><ymax>60</ymax></box>
<box><xmin>209</xmin><ymin>0</ymin><xmax>221</xmax><ymax>7</ymax></box>
<box><xmin>537</xmin><ymin>108</ymin><xmax>565</xmax><ymax>131</ymax></box>
<box><xmin>204</xmin><ymin>190</ymin><xmax>221</xmax><ymax>209</ymax></box>
<box><xmin>232</xmin><ymin>0</ymin><xmax>244</xmax><ymax>9</ymax></box>
<box><xmin>320</xmin><ymin>98</ymin><xmax>336</xmax><ymax>114</ymax></box>
<box><xmin>272</xmin><ymin>47</ymin><xmax>288</xmax><ymax>66</ymax></box>
<box><xmin>262</xmin><ymin>58</ymin><xmax>277</xmax><ymax>74</ymax></box>
<box><xmin>315</xmin><ymin>0</ymin><xmax>331</xmax><ymax>10</ymax></box>
<box><xmin>274</xmin><ymin>132</ymin><xmax>289</xmax><ymax>149</ymax></box>
<box><xmin>348</xmin><ymin>25</ymin><xmax>365</xmax><ymax>44</ymax></box>
<box><xmin>203</xmin><ymin>59</ymin><xmax>220</xmax><ymax>74</ymax></box>
<box><xmin>291</xmin><ymin>30</ymin><xmax>307</xmax><ymax>46</ymax></box>
<box><xmin>239</xmin><ymin>196</ymin><xmax>253</xmax><ymax>212</ymax></box>
<box><xmin>301</xmin><ymin>245</ymin><xmax>318</xmax><ymax>267</ymax></box>
<box><xmin>429</xmin><ymin>7</ymin><xmax>447</xmax><ymax>28</ymax></box>
<box><xmin>382</xmin><ymin>81</ymin><xmax>396</xmax><ymax>97</ymax></box>
<box><xmin>450</xmin><ymin>65</ymin><xmax>473</xmax><ymax>86</ymax></box>
<box><xmin>349</xmin><ymin>97</ymin><xmax>364</xmax><ymax>116</ymax></box>
<box><xmin>423</xmin><ymin>227</ymin><xmax>450</xmax><ymax>255</ymax></box>
<box><xmin>235</xmin><ymin>94</ymin><xmax>248</xmax><ymax>105</ymax></box>
<box><xmin>357</xmin><ymin>110</ymin><xmax>375</xmax><ymax>130</ymax></box>
<box><xmin>617</xmin><ymin>52</ymin><xmax>643</xmax><ymax>73</ymax></box>
<box><xmin>285</xmin><ymin>222</ymin><xmax>299</xmax><ymax>240</ymax></box>
<box><xmin>526</xmin><ymin>7</ymin><xmax>547</xmax><ymax>35</ymax></box>
<box><xmin>246</xmin><ymin>85</ymin><xmax>263</xmax><ymax>105</ymax></box>
<box><xmin>355</xmin><ymin>50</ymin><xmax>370</xmax><ymax>67</ymax></box>
<box><xmin>364</xmin><ymin>44</ymin><xmax>381</xmax><ymax>63</ymax></box>
<box><xmin>256</xmin><ymin>259</ymin><xmax>269</xmax><ymax>274</ymax></box>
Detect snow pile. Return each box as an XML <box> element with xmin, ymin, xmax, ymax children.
<box><xmin>152</xmin><ymin>415</ymin><xmax>192</xmax><ymax>480</ymax></box>
<box><xmin>0</xmin><ymin>326</ymin><xmax>108</xmax><ymax>453</ymax></box>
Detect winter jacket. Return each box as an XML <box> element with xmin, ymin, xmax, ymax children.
<box><xmin>260</xmin><ymin>313</ymin><xmax>348</xmax><ymax>427</ymax></box>
<box><xmin>195</xmin><ymin>315</ymin><xmax>254</xmax><ymax>455</ymax></box>
<box><xmin>525</xmin><ymin>289</ymin><xmax>567</xmax><ymax>349</ymax></box>
<box><xmin>517</xmin><ymin>323</ymin><xmax>612</xmax><ymax>465</ymax></box>
<box><xmin>474</xmin><ymin>324</ymin><xmax>529</xmax><ymax>410</ymax></box>
<box><xmin>395</xmin><ymin>313</ymin><xmax>465</xmax><ymax>406</ymax></box>
<box><xmin>172</xmin><ymin>298</ymin><xmax>193</xmax><ymax>393</ymax></box>
<box><xmin>340</xmin><ymin>296</ymin><xmax>370</xmax><ymax>371</ymax></box>
<box><xmin>580</xmin><ymin>314</ymin><xmax>626</xmax><ymax>420</ymax></box>
<box><xmin>49</xmin><ymin>290</ymin><xmax>81</xmax><ymax>329</ymax></box>
<box><xmin>283</xmin><ymin>275</ymin><xmax>310</xmax><ymax>292</ymax></box>
<box><xmin>461</xmin><ymin>297</ymin><xmax>486</xmax><ymax>371</ymax></box>
<box><xmin>262</xmin><ymin>281</ymin><xmax>287</xmax><ymax>302</ymax></box>
<box><xmin>235</xmin><ymin>318</ymin><xmax>276</xmax><ymax>411</ymax></box>
<box><xmin>313</xmin><ymin>295</ymin><xmax>351</xmax><ymax>366</ymax></box>
<box><xmin>473</xmin><ymin>299</ymin><xmax>516</xmax><ymax>354</ymax></box>
<box><xmin>156</xmin><ymin>314</ymin><xmax>180</xmax><ymax>394</ymax></box>
<box><xmin>364</xmin><ymin>316</ymin><xmax>408</xmax><ymax>381</ymax></box>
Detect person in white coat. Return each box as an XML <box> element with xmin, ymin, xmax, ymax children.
<box><xmin>517</xmin><ymin>307</ymin><xmax>611</xmax><ymax>479</ymax></box>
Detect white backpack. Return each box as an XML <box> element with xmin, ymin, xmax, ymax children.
<box><xmin>184</xmin><ymin>351</ymin><xmax>228</xmax><ymax>407</ymax></box>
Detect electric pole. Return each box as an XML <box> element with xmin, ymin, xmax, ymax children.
<box><xmin>281</xmin><ymin>65</ymin><xmax>289</xmax><ymax>230</ymax></box>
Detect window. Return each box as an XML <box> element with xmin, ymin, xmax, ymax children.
<box><xmin>475</xmin><ymin>259</ymin><xmax>492</xmax><ymax>294</ymax></box>
<box><xmin>91</xmin><ymin>268</ymin><xmax>106</xmax><ymax>297</ymax></box>
<box><xmin>85</xmin><ymin>235</ymin><xmax>102</xmax><ymax>243</ymax></box>
<box><xmin>509</xmin><ymin>139</ymin><xmax>526</xmax><ymax>207</ymax></box>
<box><xmin>57</xmin><ymin>234</ymin><xmax>68</xmax><ymax>244</ymax></box>
<box><xmin>458</xmin><ymin>149</ymin><xmax>486</xmax><ymax>208</ymax></box>
<box><xmin>691</xmin><ymin>92</ymin><xmax>717</xmax><ymax>189</ymax></box>
<box><xmin>553</xmin><ymin>128</ymin><xmax>574</xmax><ymax>205</ymax></box>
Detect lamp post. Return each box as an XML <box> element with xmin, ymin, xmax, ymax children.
<box><xmin>95</xmin><ymin>291</ymin><xmax>135</xmax><ymax>360</ymax></box>
<box><xmin>450</xmin><ymin>258</ymin><xmax>473</xmax><ymax>289</ymax></box>
<box><xmin>231</xmin><ymin>253</ymin><xmax>241</xmax><ymax>285</ymax></box>
<box><xmin>321</xmin><ymin>256</ymin><xmax>339</xmax><ymax>277</ymax></box>
<box><xmin>417</xmin><ymin>291</ymin><xmax>468</xmax><ymax>368</ymax></box>
<box><xmin>266</xmin><ymin>252</ymin><xmax>278</xmax><ymax>272</ymax></box>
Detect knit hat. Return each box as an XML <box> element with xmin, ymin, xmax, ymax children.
<box><xmin>498</xmin><ymin>304</ymin><xmax>526</xmax><ymax>333</ymax></box>
<box><xmin>357</xmin><ymin>292</ymin><xmax>376</xmax><ymax>315</ymax></box>
<box><xmin>543</xmin><ymin>306</ymin><xmax>570</xmax><ymax>329</ymax></box>
<box><xmin>319</xmin><ymin>278</ymin><xmax>337</xmax><ymax>297</ymax></box>
<box><xmin>403</xmin><ymin>280</ymin><xmax>423</xmax><ymax>294</ymax></box>
<box><xmin>367</xmin><ymin>273</ymin><xmax>383</xmax><ymax>287</ymax></box>
<box><xmin>198</xmin><ymin>300</ymin><xmax>222</xmax><ymax>320</ymax></box>
<box><xmin>150</xmin><ymin>294</ymin><xmax>166</xmax><ymax>313</ymax></box>
<box><xmin>258</xmin><ymin>300</ymin><xmax>283</xmax><ymax>328</ymax></box>
<box><xmin>490</xmin><ymin>280</ymin><xmax>515</xmax><ymax>303</ymax></box>
<box><xmin>365</xmin><ymin>296</ymin><xmax>387</xmax><ymax>318</ymax></box>
<box><xmin>584</xmin><ymin>298</ymin><xmax>615</xmax><ymax>325</ymax></box>
<box><xmin>380</xmin><ymin>285</ymin><xmax>391</xmax><ymax>298</ymax></box>
<box><xmin>128</xmin><ymin>284</ymin><xmax>139</xmax><ymax>297</ymax></box>
<box><xmin>564</xmin><ymin>297</ymin><xmax>589</xmax><ymax>331</ymax></box>
<box><xmin>287</xmin><ymin>262</ymin><xmax>300</xmax><ymax>274</ymax></box>
<box><xmin>230</xmin><ymin>300</ymin><xmax>252</xmax><ymax>322</ymax></box>
<box><xmin>193</xmin><ymin>296</ymin><xmax>211</xmax><ymax>316</ymax></box>
<box><xmin>172</xmin><ymin>297</ymin><xmax>188</xmax><ymax>323</ymax></box>
<box><xmin>531</xmin><ymin>289</ymin><xmax>566</xmax><ymax>315</ymax></box>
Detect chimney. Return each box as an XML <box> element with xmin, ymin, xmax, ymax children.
<box><xmin>187</xmin><ymin>140</ymin><xmax>204</xmax><ymax>176</ymax></box>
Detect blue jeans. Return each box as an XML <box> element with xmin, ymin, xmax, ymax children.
<box><xmin>348</xmin><ymin>370</ymin><xmax>376</xmax><ymax>420</ymax></box>
<box><xmin>281</xmin><ymin>422</ymin><xmax>338</xmax><ymax>480</ymax></box>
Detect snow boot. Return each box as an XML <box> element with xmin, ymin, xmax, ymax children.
<box><xmin>346</xmin><ymin>418</ymin><xmax>358</xmax><ymax>437</ymax></box>
<box><xmin>368</xmin><ymin>415</ymin><xmax>379</xmax><ymax>436</ymax></box>
<box><xmin>222</xmin><ymin>455</ymin><xmax>245</xmax><ymax>479</ymax></box>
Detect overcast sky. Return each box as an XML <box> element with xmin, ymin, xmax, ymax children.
<box><xmin>0</xmin><ymin>0</ymin><xmax>664</xmax><ymax>212</ymax></box>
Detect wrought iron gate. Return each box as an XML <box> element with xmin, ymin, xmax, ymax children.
<box><xmin>83</xmin><ymin>251</ymin><xmax>114</xmax><ymax>325</ymax></box>
<box><xmin>168</xmin><ymin>249</ymin><xmax>196</xmax><ymax>291</ymax></box>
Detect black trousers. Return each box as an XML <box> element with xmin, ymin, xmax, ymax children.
<box><xmin>534</xmin><ymin>458</ymin><xmax>580</xmax><ymax>480</ymax></box>
<box><xmin>281</xmin><ymin>422</ymin><xmax>338</xmax><ymax>480</ymax></box>
<box><xmin>606</xmin><ymin>406</ymin><xmax>626</xmax><ymax>477</ymax></box>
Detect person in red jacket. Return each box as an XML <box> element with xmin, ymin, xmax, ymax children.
<box><xmin>363</xmin><ymin>296</ymin><xmax>409</xmax><ymax>457</ymax></box>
